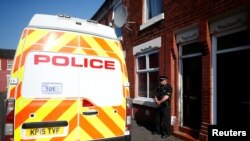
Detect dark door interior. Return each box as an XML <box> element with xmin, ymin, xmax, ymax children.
<box><xmin>183</xmin><ymin>56</ymin><xmax>202</xmax><ymax>130</ymax></box>
<box><xmin>217</xmin><ymin>49</ymin><xmax>250</xmax><ymax>127</ymax></box>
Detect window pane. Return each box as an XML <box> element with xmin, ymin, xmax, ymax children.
<box><xmin>7</xmin><ymin>60</ymin><xmax>13</xmax><ymax>70</ymax></box>
<box><xmin>138</xmin><ymin>56</ymin><xmax>146</xmax><ymax>70</ymax></box>
<box><xmin>115</xmin><ymin>27</ymin><xmax>122</xmax><ymax>38</ymax></box>
<box><xmin>138</xmin><ymin>73</ymin><xmax>147</xmax><ymax>97</ymax></box>
<box><xmin>217</xmin><ymin>30</ymin><xmax>250</xmax><ymax>50</ymax></box>
<box><xmin>149</xmin><ymin>71</ymin><xmax>159</xmax><ymax>98</ymax></box>
<box><xmin>147</xmin><ymin>0</ymin><xmax>162</xmax><ymax>19</ymax></box>
<box><xmin>182</xmin><ymin>42</ymin><xmax>202</xmax><ymax>55</ymax></box>
<box><xmin>149</xmin><ymin>52</ymin><xmax>159</xmax><ymax>68</ymax></box>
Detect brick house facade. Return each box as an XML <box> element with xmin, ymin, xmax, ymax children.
<box><xmin>0</xmin><ymin>49</ymin><xmax>15</xmax><ymax>93</ymax></box>
<box><xmin>92</xmin><ymin>0</ymin><xmax>250</xmax><ymax>140</ymax></box>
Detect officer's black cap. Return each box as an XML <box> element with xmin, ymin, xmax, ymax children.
<box><xmin>159</xmin><ymin>76</ymin><xmax>168</xmax><ymax>81</ymax></box>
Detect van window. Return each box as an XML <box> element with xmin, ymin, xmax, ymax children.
<box><xmin>22</xmin><ymin>51</ymin><xmax>123</xmax><ymax>106</ymax></box>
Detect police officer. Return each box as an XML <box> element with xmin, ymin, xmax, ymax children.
<box><xmin>153</xmin><ymin>76</ymin><xmax>172</xmax><ymax>138</ymax></box>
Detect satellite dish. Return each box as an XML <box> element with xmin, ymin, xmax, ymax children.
<box><xmin>113</xmin><ymin>5</ymin><xmax>128</xmax><ymax>28</ymax></box>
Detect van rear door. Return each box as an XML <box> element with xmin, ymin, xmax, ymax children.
<box><xmin>19</xmin><ymin>51</ymin><xmax>125</xmax><ymax>140</ymax></box>
<box><xmin>78</xmin><ymin>54</ymin><xmax>125</xmax><ymax>140</ymax></box>
<box><xmin>17</xmin><ymin>51</ymin><xmax>79</xmax><ymax>140</ymax></box>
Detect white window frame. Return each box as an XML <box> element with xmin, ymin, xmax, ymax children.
<box><xmin>140</xmin><ymin>0</ymin><xmax>164</xmax><ymax>30</ymax></box>
<box><xmin>7</xmin><ymin>59</ymin><xmax>13</xmax><ymax>70</ymax></box>
<box><xmin>211</xmin><ymin>27</ymin><xmax>250</xmax><ymax>125</ymax></box>
<box><xmin>133</xmin><ymin>50</ymin><xmax>159</xmax><ymax>107</ymax></box>
<box><xmin>132</xmin><ymin>37</ymin><xmax>161</xmax><ymax>107</ymax></box>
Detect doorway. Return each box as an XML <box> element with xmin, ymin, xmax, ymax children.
<box><xmin>180</xmin><ymin>42</ymin><xmax>202</xmax><ymax>131</ymax></box>
<box><xmin>216</xmin><ymin>30</ymin><xmax>250</xmax><ymax>126</ymax></box>
<box><xmin>217</xmin><ymin>50</ymin><xmax>250</xmax><ymax>126</ymax></box>
<box><xmin>183</xmin><ymin>56</ymin><xmax>202</xmax><ymax>129</ymax></box>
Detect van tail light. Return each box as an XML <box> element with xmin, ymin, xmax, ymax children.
<box><xmin>82</xmin><ymin>99</ymin><xmax>94</xmax><ymax>107</ymax></box>
<box><xmin>126</xmin><ymin>98</ymin><xmax>132</xmax><ymax>131</ymax></box>
<box><xmin>4</xmin><ymin>99</ymin><xmax>15</xmax><ymax>141</ymax></box>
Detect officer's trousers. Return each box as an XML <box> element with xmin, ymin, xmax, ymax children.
<box><xmin>155</xmin><ymin>104</ymin><xmax>171</xmax><ymax>135</ymax></box>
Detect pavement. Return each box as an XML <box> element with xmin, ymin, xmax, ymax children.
<box><xmin>131</xmin><ymin>120</ymin><xmax>184</xmax><ymax>141</ymax></box>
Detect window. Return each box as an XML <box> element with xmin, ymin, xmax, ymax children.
<box><xmin>146</xmin><ymin>0</ymin><xmax>163</xmax><ymax>20</ymax></box>
<box><xmin>141</xmin><ymin>0</ymin><xmax>164</xmax><ymax>30</ymax></box>
<box><xmin>217</xmin><ymin>30</ymin><xmax>250</xmax><ymax>51</ymax></box>
<box><xmin>182</xmin><ymin>42</ymin><xmax>202</xmax><ymax>56</ymax></box>
<box><xmin>136</xmin><ymin>51</ymin><xmax>159</xmax><ymax>99</ymax></box>
<box><xmin>7</xmin><ymin>59</ymin><xmax>13</xmax><ymax>70</ymax></box>
<box><xmin>115</xmin><ymin>28</ymin><xmax>122</xmax><ymax>39</ymax></box>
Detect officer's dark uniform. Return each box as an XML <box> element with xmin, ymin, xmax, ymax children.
<box><xmin>154</xmin><ymin>77</ymin><xmax>172</xmax><ymax>138</ymax></box>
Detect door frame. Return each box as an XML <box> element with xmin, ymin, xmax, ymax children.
<box><xmin>178</xmin><ymin>41</ymin><xmax>202</xmax><ymax>127</ymax></box>
<box><xmin>211</xmin><ymin>27</ymin><xmax>250</xmax><ymax>124</ymax></box>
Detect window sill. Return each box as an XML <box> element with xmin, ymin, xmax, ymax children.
<box><xmin>140</xmin><ymin>13</ymin><xmax>165</xmax><ymax>31</ymax></box>
<box><xmin>132</xmin><ymin>97</ymin><xmax>157</xmax><ymax>108</ymax></box>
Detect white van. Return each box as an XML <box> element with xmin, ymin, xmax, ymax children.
<box><xmin>3</xmin><ymin>14</ymin><xmax>132</xmax><ymax>141</ymax></box>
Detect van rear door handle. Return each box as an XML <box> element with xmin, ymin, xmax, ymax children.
<box><xmin>82</xmin><ymin>110</ymin><xmax>98</xmax><ymax>116</ymax></box>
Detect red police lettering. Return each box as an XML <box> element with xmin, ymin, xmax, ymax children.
<box><xmin>105</xmin><ymin>61</ymin><xmax>115</xmax><ymax>70</ymax></box>
<box><xmin>72</xmin><ymin>57</ymin><xmax>83</xmax><ymax>67</ymax></box>
<box><xmin>83</xmin><ymin>58</ymin><xmax>88</xmax><ymax>68</ymax></box>
<box><xmin>90</xmin><ymin>59</ymin><xmax>103</xmax><ymax>69</ymax></box>
<box><xmin>34</xmin><ymin>54</ymin><xmax>115</xmax><ymax>70</ymax></box>
<box><xmin>52</xmin><ymin>56</ymin><xmax>69</xmax><ymax>66</ymax></box>
<box><xmin>34</xmin><ymin>55</ymin><xmax>50</xmax><ymax>64</ymax></box>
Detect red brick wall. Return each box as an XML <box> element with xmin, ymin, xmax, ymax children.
<box><xmin>0</xmin><ymin>59</ymin><xmax>9</xmax><ymax>93</ymax></box>
<box><xmin>93</xmin><ymin>0</ymin><xmax>250</xmax><ymax>140</ymax></box>
<box><xmin>122</xmin><ymin>0</ymin><xmax>250</xmax><ymax>141</ymax></box>
<box><xmin>123</xmin><ymin>0</ymin><xmax>167</xmax><ymax>99</ymax></box>
<box><xmin>1</xmin><ymin>59</ymin><xmax>7</xmax><ymax>70</ymax></box>
<box><xmin>198</xmin><ymin>19</ymin><xmax>212</xmax><ymax>140</ymax></box>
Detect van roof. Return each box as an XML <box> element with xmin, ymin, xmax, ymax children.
<box><xmin>28</xmin><ymin>14</ymin><xmax>117</xmax><ymax>40</ymax></box>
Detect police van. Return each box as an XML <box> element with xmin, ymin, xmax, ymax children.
<box><xmin>3</xmin><ymin>14</ymin><xmax>132</xmax><ymax>141</ymax></box>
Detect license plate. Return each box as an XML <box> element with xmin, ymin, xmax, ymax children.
<box><xmin>24</xmin><ymin>127</ymin><xmax>66</xmax><ymax>138</ymax></box>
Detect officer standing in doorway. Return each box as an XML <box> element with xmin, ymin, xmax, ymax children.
<box><xmin>153</xmin><ymin>76</ymin><xmax>172</xmax><ymax>138</ymax></box>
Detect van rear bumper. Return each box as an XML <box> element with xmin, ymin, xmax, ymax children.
<box><xmin>99</xmin><ymin>135</ymin><xmax>131</xmax><ymax>141</ymax></box>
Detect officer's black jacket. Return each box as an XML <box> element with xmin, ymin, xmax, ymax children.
<box><xmin>156</xmin><ymin>84</ymin><xmax>172</xmax><ymax>105</ymax></box>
